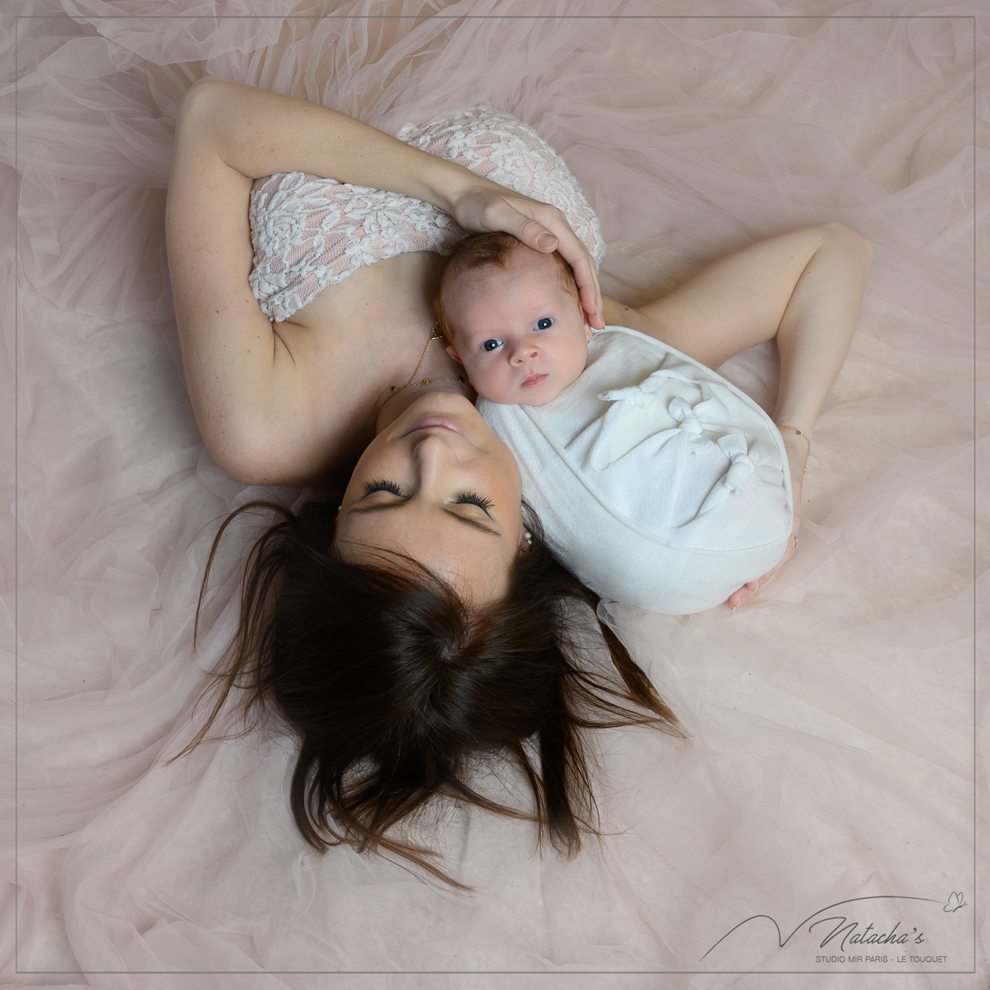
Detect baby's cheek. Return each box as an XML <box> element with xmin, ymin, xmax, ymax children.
<box><xmin>477</xmin><ymin>372</ymin><xmax>519</xmax><ymax>405</ymax></box>
<box><xmin>463</xmin><ymin>361</ymin><xmax>493</xmax><ymax>392</ymax></box>
<box><xmin>460</xmin><ymin>366</ymin><xmax>503</xmax><ymax>404</ymax></box>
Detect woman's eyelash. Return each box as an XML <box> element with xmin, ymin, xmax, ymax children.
<box><xmin>455</xmin><ymin>492</ymin><xmax>494</xmax><ymax>513</ymax></box>
<box><xmin>363</xmin><ymin>482</ymin><xmax>491</xmax><ymax>514</ymax></box>
<box><xmin>364</xmin><ymin>479</ymin><xmax>403</xmax><ymax>496</ymax></box>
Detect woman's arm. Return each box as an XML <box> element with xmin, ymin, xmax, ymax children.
<box><xmin>167</xmin><ymin>81</ymin><xmax>295</xmax><ymax>483</ymax></box>
<box><xmin>166</xmin><ymin>79</ymin><xmax>602</xmax><ymax>482</ymax></box>
<box><xmin>175</xmin><ymin>78</ymin><xmax>602</xmax><ymax>324</ymax></box>
<box><xmin>606</xmin><ymin>223</ymin><xmax>873</xmax><ymax>607</ymax></box>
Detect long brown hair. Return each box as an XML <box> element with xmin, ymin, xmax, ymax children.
<box><xmin>181</xmin><ymin>497</ymin><xmax>682</xmax><ymax>887</ymax></box>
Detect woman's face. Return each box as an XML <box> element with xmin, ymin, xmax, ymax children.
<box><xmin>334</xmin><ymin>390</ymin><xmax>526</xmax><ymax>602</ymax></box>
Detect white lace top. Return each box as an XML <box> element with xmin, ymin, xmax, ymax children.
<box><xmin>248</xmin><ymin>106</ymin><xmax>606</xmax><ymax>323</ymax></box>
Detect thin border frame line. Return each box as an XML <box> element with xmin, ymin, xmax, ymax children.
<box><xmin>11</xmin><ymin>12</ymin><xmax>977</xmax><ymax>16</ymax></box>
<box><xmin>12</xmin><ymin>11</ymin><xmax>979</xmax><ymax>979</ymax></box>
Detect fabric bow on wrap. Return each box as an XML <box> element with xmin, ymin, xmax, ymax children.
<box><xmin>692</xmin><ymin>432</ymin><xmax>756</xmax><ymax>520</ymax></box>
<box><xmin>587</xmin><ymin>367</ymin><xmax>749</xmax><ymax>498</ymax></box>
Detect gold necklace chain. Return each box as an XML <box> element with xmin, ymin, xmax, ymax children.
<box><xmin>371</xmin><ymin>322</ymin><xmax>465</xmax><ymax>435</ymax></box>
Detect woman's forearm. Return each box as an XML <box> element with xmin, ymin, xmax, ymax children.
<box><xmin>176</xmin><ymin>78</ymin><xmax>604</xmax><ymax>325</ymax></box>
<box><xmin>180</xmin><ymin>77</ymin><xmax>478</xmax><ymax>212</ymax></box>
<box><xmin>772</xmin><ymin>222</ymin><xmax>873</xmax><ymax>438</ymax></box>
<box><xmin>727</xmin><ymin>223</ymin><xmax>871</xmax><ymax>609</ymax></box>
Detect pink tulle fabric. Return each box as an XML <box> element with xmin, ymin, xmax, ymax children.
<box><xmin>2</xmin><ymin>3</ymin><xmax>987</xmax><ymax>988</ymax></box>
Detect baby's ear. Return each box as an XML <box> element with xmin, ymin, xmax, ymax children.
<box><xmin>446</xmin><ymin>344</ymin><xmax>464</xmax><ymax>365</ymax></box>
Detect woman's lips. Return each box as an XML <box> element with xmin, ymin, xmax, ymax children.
<box><xmin>404</xmin><ymin>417</ymin><xmax>468</xmax><ymax>438</ymax></box>
<box><xmin>521</xmin><ymin>373</ymin><xmax>548</xmax><ymax>388</ymax></box>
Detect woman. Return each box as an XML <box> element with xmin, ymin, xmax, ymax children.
<box><xmin>167</xmin><ymin>77</ymin><xmax>870</xmax><ymax>879</ymax></box>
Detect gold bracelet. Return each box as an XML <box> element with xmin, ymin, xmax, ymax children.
<box><xmin>776</xmin><ymin>424</ymin><xmax>811</xmax><ymax>474</ymax></box>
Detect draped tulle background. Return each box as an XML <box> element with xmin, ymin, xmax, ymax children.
<box><xmin>2</xmin><ymin>2</ymin><xmax>986</xmax><ymax>988</ymax></box>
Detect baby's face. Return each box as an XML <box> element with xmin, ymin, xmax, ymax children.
<box><xmin>444</xmin><ymin>251</ymin><xmax>592</xmax><ymax>405</ymax></box>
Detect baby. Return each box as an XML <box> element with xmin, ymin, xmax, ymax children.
<box><xmin>434</xmin><ymin>231</ymin><xmax>794</xmax><ymax>615</ymax></box>
<box><xmin>435</xmin><ymin>232</ymin><xmax>592</xmax><ymax>405</ymax></box>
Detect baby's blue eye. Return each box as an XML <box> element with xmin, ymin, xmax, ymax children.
<box><xmin>483</xmin><ymin>338</ymin><xmax>502</xmax><ymax>352</ymax></box>
<box><xmin>535</xmin><ymin>317</ymin><xmax>553</xmax><ymax>330</ymax></box>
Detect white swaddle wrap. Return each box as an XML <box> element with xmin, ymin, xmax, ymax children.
<box><xmin>479</xmin><ymin>326</ymin><xmax>793</xmax><ymax>613</ymax></box>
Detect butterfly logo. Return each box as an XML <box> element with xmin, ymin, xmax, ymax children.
<box><xmin>943</xmin><ymin>891</ymin><xmax>966</xmax><ymax>913</ymax></box>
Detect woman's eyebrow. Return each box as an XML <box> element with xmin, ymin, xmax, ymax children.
<box><xmin>349</xmin><ymin>500</ymin><xmax>502</xmax><ymax>538</ymax></box>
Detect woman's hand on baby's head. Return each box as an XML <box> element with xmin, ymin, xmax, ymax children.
<box><xmin>450</xmin><ymin>185</ymin><xmax>604</xmax><ymax>330</ymax></box>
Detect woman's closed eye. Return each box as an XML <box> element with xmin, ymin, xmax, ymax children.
<box><xmin>364</xmin><ymin>480</ymin><xmax>494</xmax><ymax>516</ymax></box>
<box><xmin>364</xmin><ymin>479</ymin><xmax>404</xmax><ymax>497</ymax></box>
<box><xmin>454</xmin><ymin>492</ymin><xmax>494</xmax><ymax>515</ymax></box>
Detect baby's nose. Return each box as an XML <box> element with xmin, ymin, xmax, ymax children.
<box><xmin>511</xmin><ymin>342</ymin><xmax>539</xmax><ymax>364</ymax></box>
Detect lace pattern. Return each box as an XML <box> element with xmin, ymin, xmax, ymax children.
<box><xmin>248</xmin><ymin>106</ymin><xmax>605</xmax><ymax>323</ymax></box>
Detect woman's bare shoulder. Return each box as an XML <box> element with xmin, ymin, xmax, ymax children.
<box><xmin>245</xmin><ymin>252</ymin><xmax>446</xmax><ymax>485</ymax></box>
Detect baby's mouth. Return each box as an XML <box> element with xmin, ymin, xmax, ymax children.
<box><xmin>521</xmin><ymin>373</ymin><xmax>548</xmax><ymax>389</ymax></box>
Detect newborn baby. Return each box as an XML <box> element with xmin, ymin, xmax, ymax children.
<box><xmin>435</xmin><ymin>232</ymin><xmax>591</xmax><ymax>405</ymax></box>
<box><xmin>435</xmin><ymin>232</ymin><xmax>794</xmax><ymax>614</ymax></box>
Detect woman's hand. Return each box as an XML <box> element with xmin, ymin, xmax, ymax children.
<box><xmin>726</xmin><ymin>430</ymin><xmax>806</xmax><ymax>610</ymax></box>
<box><xmin>449</xmin><ymin>186</ymin><xmax>604</xmax><ymax>329</ymax></box>
<box><xmin>183</xmin><ymin>78</ymin><xmax>605</xmax><ymax>329</ymax></box>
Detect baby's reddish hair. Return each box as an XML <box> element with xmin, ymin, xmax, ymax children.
<box><xmin>434</xmin><ymin>232</ymin><xmax>578</xmax><ymax>341</ymax></box>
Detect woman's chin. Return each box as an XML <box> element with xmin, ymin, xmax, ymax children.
<box><xmin>395</xmin><ymin>387</ymin><xmax>475</xmax><ymax>422</ymax></box>
<box><xmin>372</xmin><ymin>384</ymin><xmax>478</xmax><ymax>440</ymax></box>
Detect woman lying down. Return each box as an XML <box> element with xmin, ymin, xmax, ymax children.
<box><xmin>166</xmin><ymin>78</ymin><xmax>871</xmax><ymax>885</ymax></box>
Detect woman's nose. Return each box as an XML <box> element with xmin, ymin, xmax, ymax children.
<box><xmin>410</xmin><ymin>433</ymin><xmax>461</xmax><ymax>474</ymax></box>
